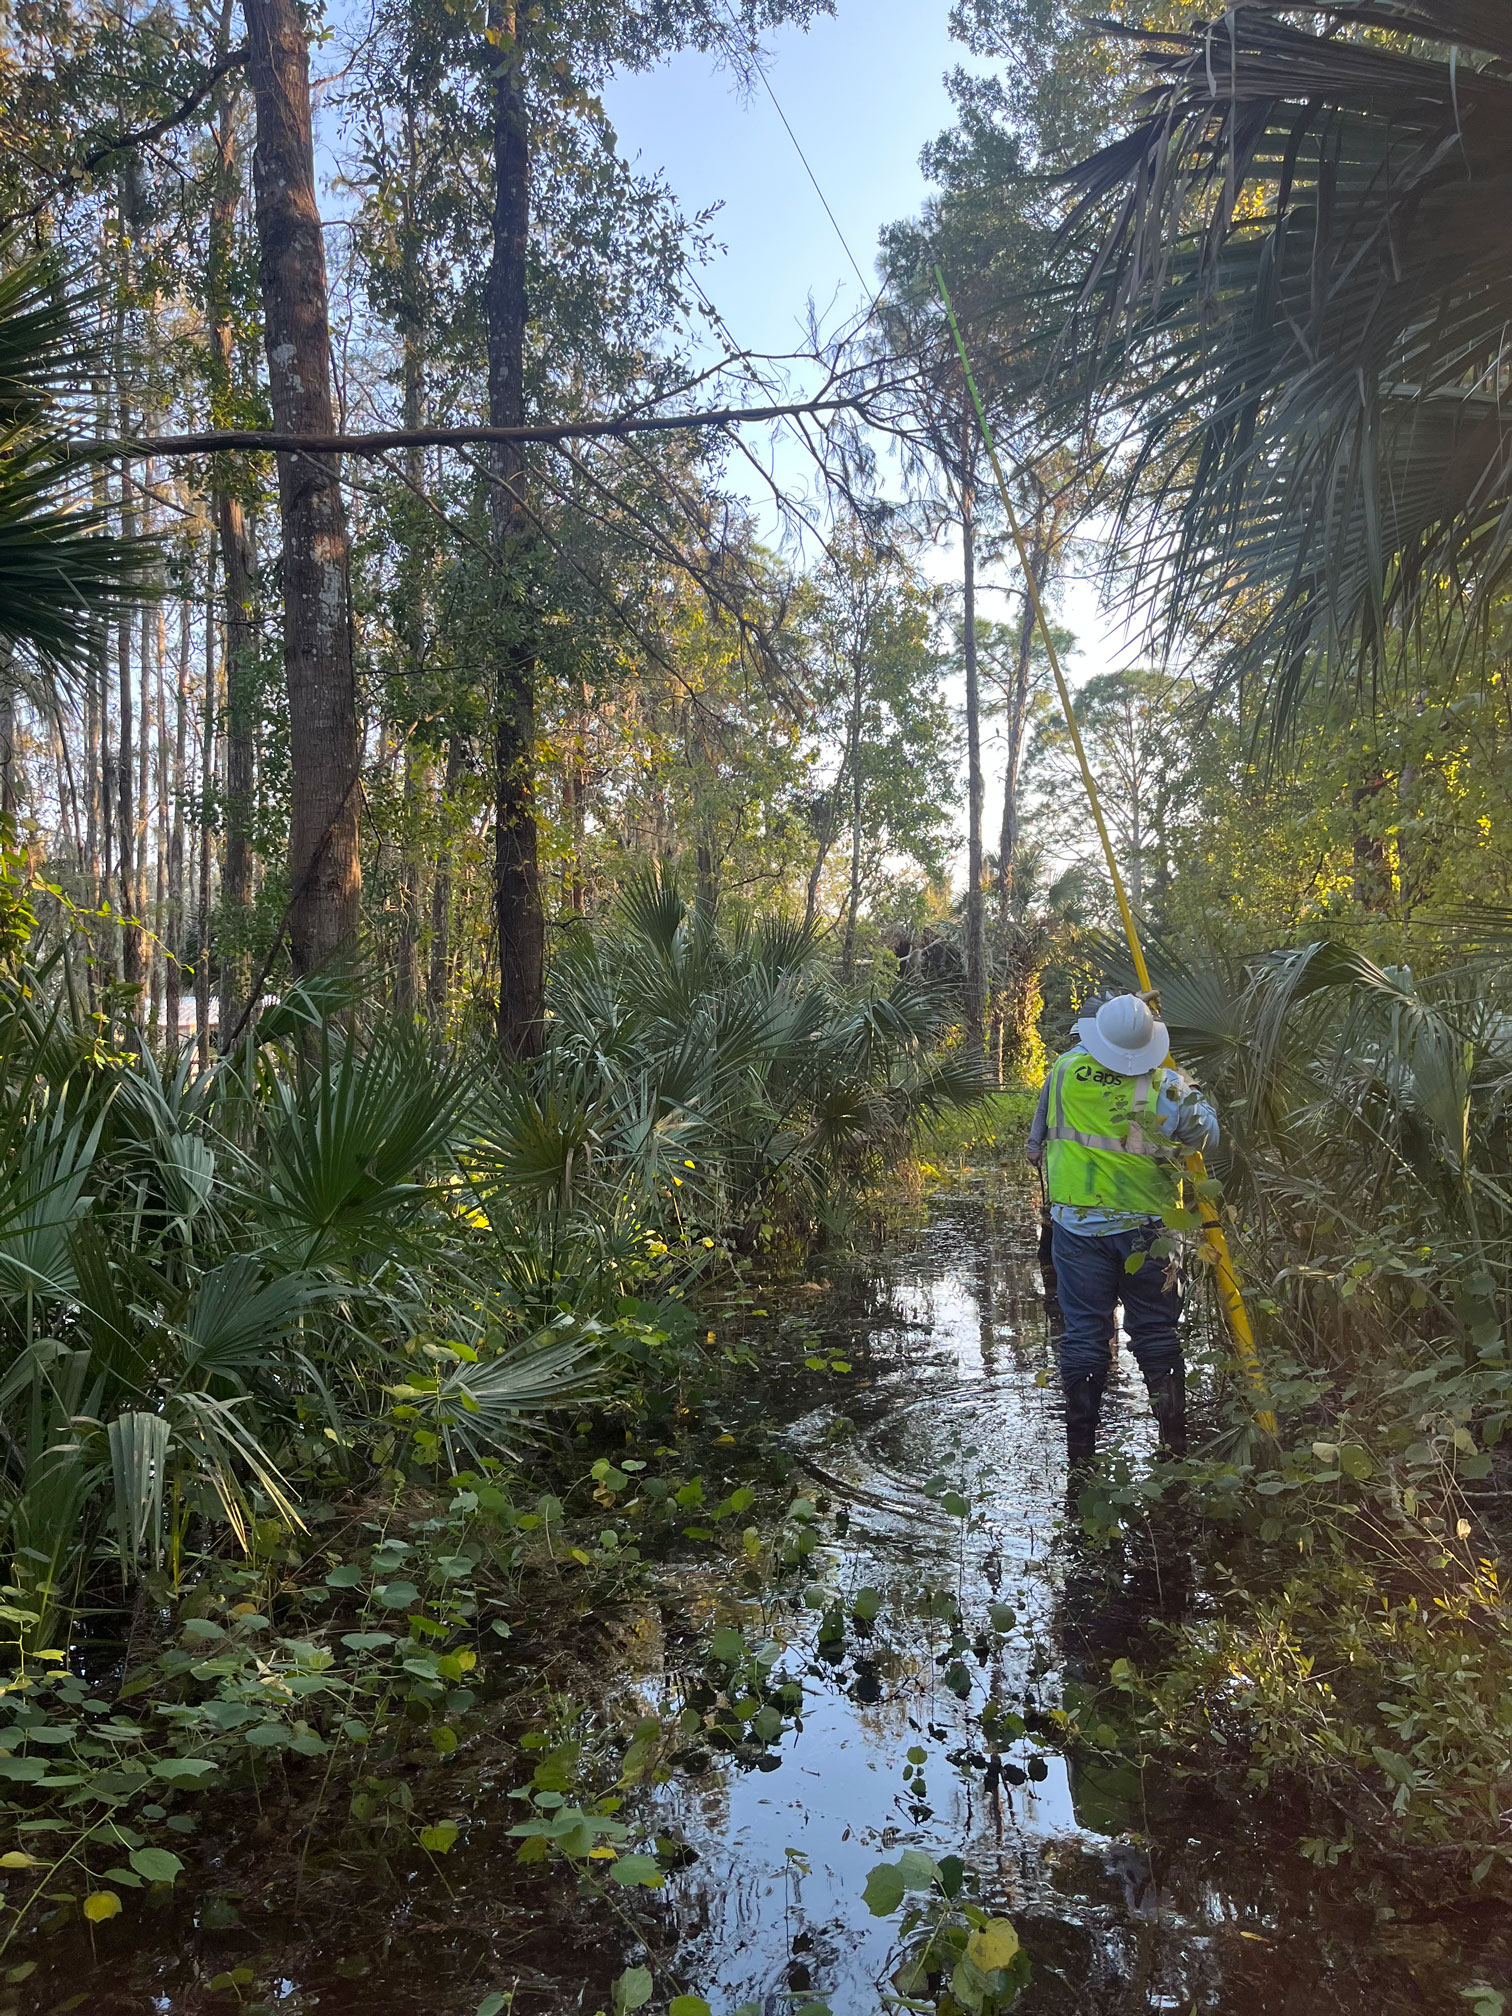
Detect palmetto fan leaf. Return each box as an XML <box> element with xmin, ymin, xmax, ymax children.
<box><xmin>1050</xmin><ymin>1</ymin><xmax>1512</xmax><ymax>711</ymax></box>
<box><xmin>0</xmin><ymin>238</ymin><xmax>154</xmax><ymax>671</ymax></box>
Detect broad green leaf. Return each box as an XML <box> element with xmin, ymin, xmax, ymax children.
<box><xmin>898</xmin><ymin>1847</ymin><xmax>940</xmax><ymax>1890</ymax></box>
<box><xmin>668</xmin><ymin>1998</ymin><xmax>710</xmax><ymax>2016</ymax></box>
<box><xmin>613</xmin><ymin>1966</ymin><xmax>654</xmax><ymax>2014</ymax></box>
<box><xmin>128</xmin><ymin>1847</ymin><xmax>183</xmax><ymax>1884</ymax></box>
<box><xmin>420</xmin><ymin>1823</ymin><xmax>459</xmax><ymax>1854</ymax></box>
<box><xmin>862</xmin><ymin>1860</ymin><xmax>906</xmax><ymax>1916</ymax></box>
<box><xmin>608</xmin><ymin>1853</ymin><xmax>663</xmax><ymax>1889</ymax></box>
<box><xmin>152</xmin><ymin>1758</ymin><xmax>218</xmax><ymax>1784</ymax></box>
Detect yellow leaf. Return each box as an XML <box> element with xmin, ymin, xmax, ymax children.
<box><xmin>965</xmin><ymin>1920</ymin><xmax>1019</xmax><ymax>1972</ymax></box>
<box><xmin>0</xmin><ymin>1851</ymin><xmax>35</xmax><ymax>1868</ymax></box>
<box><xmin>83</xmin><ymin>1891</ymin><xmax>122</xmax><ymax>1922</ymax></box>
<box><xmin>587</xmin><ymin>1846</ymin><xmax>618</xmax><ymax>1860</ymax></box>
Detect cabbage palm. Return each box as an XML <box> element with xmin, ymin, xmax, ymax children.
<box><xmin>1050</xmin><ymin>1</ymin><xmax>1512</xmax><ymax>710</ymax></box>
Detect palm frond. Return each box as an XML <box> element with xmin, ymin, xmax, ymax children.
<box><xmin>1049</xmin><ymin>1</ymin><xmax>1512</xmax><ymax>713</ymax></box>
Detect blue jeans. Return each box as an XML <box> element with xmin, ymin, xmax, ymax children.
<box><xmin>1051</xmin><ymin>1221</ymin><xmax>1183</xmax><ymax>1386</ymax></box>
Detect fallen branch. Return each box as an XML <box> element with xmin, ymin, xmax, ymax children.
<box><xmin>116</xmin><ymin>394</ymin><xmax>871</xmax><ymax>460</ymax></box>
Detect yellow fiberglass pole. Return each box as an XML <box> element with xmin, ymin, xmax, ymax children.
<box><xmin>935</xmin><ymin>269</ymin><xmax>1275</xmax><ymax>1434</ymax></box>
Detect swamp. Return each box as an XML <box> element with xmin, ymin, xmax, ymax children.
<box><xmin>3</xmin><ymin>0</ymin><xmax>1512</xmax><ymax>2010</ymax></box>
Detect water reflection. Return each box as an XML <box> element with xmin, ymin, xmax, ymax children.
<box><xmin>13</xmin><ymin>1183</ymin><xmax>1492</xmax><ymax>2015</ymax></box>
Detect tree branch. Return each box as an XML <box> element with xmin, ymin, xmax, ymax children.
<box><xmin>0</xmin><ymin>48</ymin><xmax>249</xmax><ymax>229</ymax></box>
<box><xmin>117</xmin><ymin>394</ymin><xmax>872</xmax><ymax>460</ymax></box>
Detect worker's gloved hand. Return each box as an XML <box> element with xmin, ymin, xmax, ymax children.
<box><xmin>1025</xmin><ymin>1144</ymin><xmax>1043</xmax><ymax>1167</ymax></box>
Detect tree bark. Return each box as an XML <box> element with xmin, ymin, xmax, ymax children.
<box><xmin>841</xmin><ymin>642</ymin><xmax>863</xmax><ymax>984</ymax></box>
<box><xmin>427</xmin><ymin>734</ymin><xmax>465</xmax><ymax>1018</ymax></box>
<box><xmin>245</xmin><ymin>0</ymin><xmax>361</xmax><ymax>976</ymax></box>
<box><xmin>198</xmin><ymin>537</ymin><xmax>218</xmax><ymax>1066</ymax></box>
<box><xmin>166</xmin><ymin>590</ymin><xmax>189</xmax><ymax>1054</ymax></box>
<box><xmin>207</xmin><ymin>30</ymin><xmax>258</xmax><ymax>1029</ymax></box>
<box><xmin>961</xmin><ymin>421</ymin><xmax>986</xmax><ymax>1059</ymax></box>
<box><xmin>395</xmin><ymin>150</ymin><xmax>427</xmax><ymax>1020</ymax></box>
<box><xmin>485</xmin><ymin>0</ymin><xmax>544</xmax><ymax>1057</ymax></box>
<box><xmin>995</xmin><ymin>529</ymin><xmax>1044</xmax><ymax>933</ymax></box>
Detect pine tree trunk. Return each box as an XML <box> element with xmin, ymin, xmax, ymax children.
<box><xmin>117</xmin><ymin>603</ymin><xmax>141</xmax><ymax>989</ymax></box>
<box><xmin>198</xmin><ymin>539</ymin><xmax>218</xmax><ymax>1066</ymax></box>
<box><xmin>961</xmin><ymin>425</ymin><xmax>986</xmax><ymax>1059</ymax></box>
<box><xmin>245</xmin><ymin>0</ymin><xmax>362</xmax><ymax>976</ymax></box>
<box><xmin>427</xmin><ymin>735</ymin><xmax>465</xmax><ymax>1019</ymax></box>
<box><xmin>208</xmin><ymin>41</ymin><xmax>257</xmax><ymax>1030</ymax></box>
<box><xmin>486</xmin><ymin>0</ymin><xmax>544</xmax><ymax>1058</ymax></box>
<box><xmin>841</xmin><ymin>645</ymin><xmax>863</xmax><ymax>984</ymax></box>
<box><xmin>996</xmin><ymin>527</ymin><xmax>1044</xmax><ymax>931</ymax></box>
<box><xmin>395</xmin><ymin>169</ymin><xmax>427</xmax><ymax>1020</ymax></box>
<box><xmin>166</xmin><ymin>592</ymin><xmax>189</xmax><ymax>1054</ymax></box>
<box><xmin>151</xmin><ymin>605</ymin><xmax>169</xmax><ymax>1038</ymax></box>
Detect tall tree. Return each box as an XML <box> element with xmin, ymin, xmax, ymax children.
<box><xmin>484</xmin><ymin>0</ymin><xmax>543</xmax><ymax>1057</ymax></box>
<box><xmin>244</xmin><ymin>0</ymin><xmax>361</xmax><ymax>976</ymax></box>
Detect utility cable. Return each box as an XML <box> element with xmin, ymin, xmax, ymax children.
<box><xmin>936</xmin><ymin>267</ymin><xmax>1277</xmax><ymax>1438</ymax></box>
<box><xmin>718</xmin><ymin>1</ymin><xmax>871</xmax><ymax>294</ymax></box>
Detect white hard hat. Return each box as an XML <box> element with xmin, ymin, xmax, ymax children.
<box><xmin>1076</xmin><ymin>992</ymin><xmax>1169</xmax><ymax>1074</ymax></box>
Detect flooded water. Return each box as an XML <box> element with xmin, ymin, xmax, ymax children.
<box><xmin>17</xmin><ymin>1179</ymin><xmax>1504</xmax><ymax>2014</ymax></box>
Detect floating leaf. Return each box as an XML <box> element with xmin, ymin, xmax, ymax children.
<box><xmin>708</xmin><ymin>1627</ymin><xmax>743</xmax><ymax>1665</ymax></box>
<box><xmin>668</xmin><ymin>1999</ymin><xmax>711</xmax><ymax>2016</ymax></box>
<box><xmin>862</xmin><ymin>1860</ymin><xmax>906</xmax><ymax>1916</ymax></box>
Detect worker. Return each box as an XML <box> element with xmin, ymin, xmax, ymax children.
<box><xmin>1025</xmin><ymin>992</ymin><xmax>1218</xmax><ymax>1467</ymax></box>
<box><xmin>1029</xmin><ymin>997</ymin><xmax>1104</xmax><ymax>1305</ymax></box>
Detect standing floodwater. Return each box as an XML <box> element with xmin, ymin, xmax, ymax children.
<box><xmin>22</xmin><ymin>1180</ymin><xmax>1491</xmax><ymax>2015</ymax></box>
<box><xmin>632</xmin><ymin>1181</ymin><xmax>1481</xmax><ymax>2016</ymax></box>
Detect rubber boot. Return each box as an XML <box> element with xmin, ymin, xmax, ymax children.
<box><xmin>1146</xmin><ymin>1366</ymin><xmax>1187</xmax><ymax>1459</ymax></box>
<box><xmin>1064</xmin><ymin>1373</ymin><xmax>1106</xmax><ymax>1471</ymax></box>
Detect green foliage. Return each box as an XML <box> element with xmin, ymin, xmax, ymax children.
<box><xmin>1047</xmin><ymin>1</ymin><xmax>1512</xmax><ymax>700</ymax></box>
<box><xmin>0</xmin><ymin>239</ymin><xmax>156</xmax><ymax>676</ymax></box>
<box><xmin>861</xmin><ymin>1850</ymin><xmax>1029</xmax><ymax>2012</ymax></box>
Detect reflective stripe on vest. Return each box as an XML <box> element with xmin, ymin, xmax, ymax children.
<box><xmin>1044</xmin><ymin>1051</ymin><xmax>1184</xmax><ymax>1218</ymax></box>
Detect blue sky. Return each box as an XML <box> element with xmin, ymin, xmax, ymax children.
<box><xmin>602</xmin><ymin>1</ymin><xmax>967</xmax><ymax>367</ymax></box>
<box><xmin>602</xmin><ymin>6</ymin><xmax>1118</xmax><ymax>687</ymax></box>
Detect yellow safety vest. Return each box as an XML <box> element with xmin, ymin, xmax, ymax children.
<box><xmin>1044</xmin><ymin>1049</ymin><xmax>1184</xmax><ymax>1219</ymax></box>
